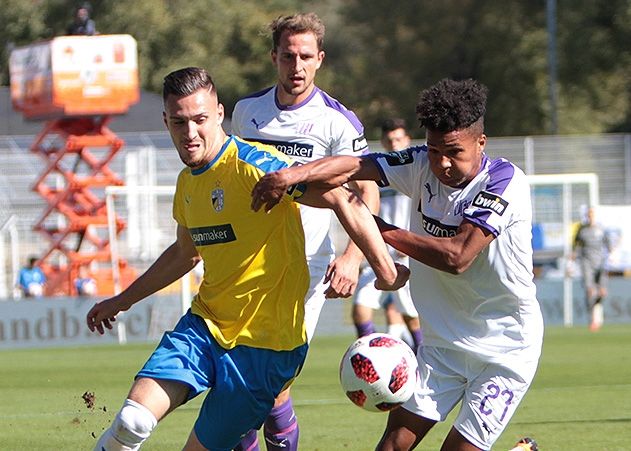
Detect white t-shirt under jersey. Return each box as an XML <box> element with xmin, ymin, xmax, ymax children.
<box><xmin>232</xmin><ymin>85</ymin><xmax>369</xmax><ymax>266</ymax></box>
<box><xmin>370</xmin><ymin>146</ymin><xmax>544</xmax><ymax>363</ymax></box>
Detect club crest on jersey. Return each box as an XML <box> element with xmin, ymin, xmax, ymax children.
<box><xmin>472</xmin><ymin>191</ymin><xmax>508</xmax><ymax>216</ymax></box>
<box><xmin>211</xmin><ymin>188</ymin><xmax>224</xmax><ymax>212</ymax></box>
<box><xmin>296</xmin><ymin>122</ymin><xmax>314</xmax><ymax>135</ymax></box>
<box><xmin>383</xmin><ymin>149</ymin><xmax>414</xmax><ymax>166</ymax></box>
<box><xmin>352</xmin><ymin>135</ymin><xmax>368</xmax><ymax>152</ymax></box>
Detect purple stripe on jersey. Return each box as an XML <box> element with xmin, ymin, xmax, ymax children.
<box><xmin>240</xmin><ymin>86</ymin><xmax>274</xmax><ymax>100</ymax></box>
<box><xmin>465</xmin><ymin>157</ymin><xmax>515</xmax><ymax>230</ymax></box>
<box><xmin>486</xmin><ymin>158</ymin><xmax>515</xmax><ymax>195</ymax></box>
<box><xmin>274</xmin><ymin>86</ymin><xmax>319</xmax><ymax>111</ymax></box>
<box><xmin>317</xmin><ymin>89</ymin><xmax>365</xmax><ymax>134</ymax></box>
<box><xmin>466</xmin><ymin>217</ymin><xmax>500</xmax><ymax>237</ymax></box>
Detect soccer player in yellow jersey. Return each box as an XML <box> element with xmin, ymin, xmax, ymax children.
<box><xmin>86</xmin><ymin>67</ymin><xmax>408</xmax><ymax>451</ymax></box>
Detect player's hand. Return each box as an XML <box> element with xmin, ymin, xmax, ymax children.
<box><xmin>251</xmin><ymin>171</ymin><xmax>291</xmax><ymax>212</ymax></box>
<box><xmin>374</xmin><ymin>263</ymin><xmax>410</xmax><ymax>291</ymax></box>
<box><xmin>324</xmin><ymin>254</ymin><xmax>361</xmax><ymax>298</ymax></box>
<box><xmin>86</xmin><ymin>297</ymin><xmax>125</xmax><ymax>335</ymax></box>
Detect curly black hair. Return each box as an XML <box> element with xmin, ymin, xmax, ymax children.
<box><xmin>416</xmin><ymin>79</ymin><xmax>488</xmax><ymax>133</ymax></box>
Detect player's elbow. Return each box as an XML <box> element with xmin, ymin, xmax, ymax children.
<box><xmin>324</xmin><ymin>186</ymin><xmax>363</xmax><ymax>211</ymax></box>
<box><xmin>442</xmin><ymin>251</ymin><xmax>474</xmax><ymax>274</ymax></box>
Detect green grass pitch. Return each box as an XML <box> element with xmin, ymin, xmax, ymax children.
<box><xmin>1</xmin><ymin>325</ymin><xmax>630</xmax><ymax>450</ymax></box>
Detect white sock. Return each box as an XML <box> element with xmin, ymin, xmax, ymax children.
<box><xmin>592</xmin><ymin>303</ymin><xmax>604</xmax><ymax>326</ymax></box>
<box><xmin>387</xmin><ymin>323</ymin><xmax>413</xmax><ymax>348</ymax></box>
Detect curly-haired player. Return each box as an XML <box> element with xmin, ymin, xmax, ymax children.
<box><xmin>250</xmin><ymin>78</ymin><xmax>544</xmax><ymax>450</ymax></box>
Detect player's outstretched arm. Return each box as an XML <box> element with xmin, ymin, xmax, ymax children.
<box><xmin>86</xmin><ymin>225</ymin><xmax>201</xmax><ymax>334</ymax></box>
<box><xmin>325</xmin><ymin>178</ymin><xmax>380</xmax><ymax>298</ymax></box>
<box><xmin>297</xmin><ymin>185</ymin><xmax>408</xmax><ymax>292</ymax></box>
<box><xmin>251</xmin><ymin>155</ymin><xmax>381</xmax><ymax>213</ymax></box>
<box><xmin>374</xmin><ymin>216</ymin><xmax>495</xmax><ymax>274</ymax></box>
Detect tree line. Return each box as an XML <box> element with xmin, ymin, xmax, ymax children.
<box><xmin>1</xmin><ymin>0</ymin><xmax>629</xmax><ymax>138</ymax></box>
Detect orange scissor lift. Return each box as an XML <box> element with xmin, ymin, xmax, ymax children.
<box><xmin>9</xmin><ymin>35</ymin><xmax>140</xmax><ymax>296</ymax></box>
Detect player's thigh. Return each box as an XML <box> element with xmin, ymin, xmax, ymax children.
<box><xmin>402</xmin><ymin>346</ymin><xmax>467</xmax><ymax>422</ymax></box>
<box><xmin>136</xmin><ymin>311</ymin><xmax>217</xmax><ymax>401</ymax></box>
<box><xmin>595</xmin><ymin>267</ymin><xmax>608</xmax><ymax>292</ymax></box>
<box><xmin>273</xmin><ymin>385</ymin><xmax>292</xmax><ymax>407</ymax></box>
<box><xmin>581</xmin><ymin>263</ymin><xmax>597</xmax><ymax>291</ymax></box>
<box><xmin>195</xmin><ymin>342</ymin><xmax>308</xmax><ymax>450</ymax></box>
<box><xmin>454</xmin><ymin>358</ymin><xmax>538</xmax><ymax>450</ymax></box>
<box><xmin>354</xmin><ymin>267</ymin><xmax>386</xmax><ymax>310</ymax></box>
<box><xmin>304</xmin><ymin>259</ymin><xmax>332</xmax><ymax>341</ymax></box>
<box><xmin>127</xmin><ymin>377</ymin><xmax>190</xmax><ymax>420</ymax></box>
<box><xmin>377</xmin><ymin>406</ymin><xmax>436</xmax><ymax>451</ymax></box>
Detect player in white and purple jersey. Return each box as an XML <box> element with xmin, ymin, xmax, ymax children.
<box><xmin>231</xmin><ymin>13</ymin><xmax>379</xmax><ymax>451</ymax></box>
<box><xmin>251</xmin><ymin>78</ymin><xmax>544</xmax><ymax>451</ymax></box>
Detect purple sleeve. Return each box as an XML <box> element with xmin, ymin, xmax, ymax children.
<box><xmin>465</xmin><ymin>159</ymin><xmax>515</xmax><ymax>236</ymax></box>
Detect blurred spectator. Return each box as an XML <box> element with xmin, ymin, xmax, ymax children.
<box><xmin>17</xmin><ymin>256</ymin><xmax>46</xmax><ymax>298</ymax></box>
<box><xmin>67</xmin><ymin>3</ymin><xmax>97</xmax><ymax>36</ymax></box>
<box><xmin>74</xmin><ymin>265</ymin><xmax>97</xmax><ymax>296</ymax></box>
<box><xmin>571</xmin><ymin>207</ymin><xmax>612</xmax><ymax>331</ymax></box>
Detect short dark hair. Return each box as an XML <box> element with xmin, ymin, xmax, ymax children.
<box><xmin>163</xmin><ymin>67</ymin><xmax>215</xmax><ymax>102</ymax></box>
<box><xmin>269</xmin><ymin>13</ymin><xmax>325</xmax><ymax>51</ymax></box>
<box><xmin>416</xmin><ymin>79</ymin><xmax>488</xmax><ymax>133</ymax></box>
<box><xmin>381</xmin><ymin>118</ymin><xmax>408</xmax><ymax>136</ymax></box>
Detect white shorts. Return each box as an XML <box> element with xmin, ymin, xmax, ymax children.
<box><xmin>303</xmin><ymin>257</ymin><xmax>333</xmax><ymax>342</ymax></box>
<box><xmin>403</xmin><ymin>346</ymin><xmax>539</xmax><ymax>450</ymax></box>
<box><xmin>353</xmin><ymin>265</ymin><xmax>418</xmax><ymax>318</ymax></box>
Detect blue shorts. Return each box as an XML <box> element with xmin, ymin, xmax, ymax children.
<box><xmin>137</xmin><ymin>310</ymin><xmax>308</xmax><ymax>450</ymax></box>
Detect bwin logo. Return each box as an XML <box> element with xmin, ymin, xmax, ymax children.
<box><xmin>472</xmin><ymin>191</ymin><xmax>508</xmax><ymax>216</ymax></box>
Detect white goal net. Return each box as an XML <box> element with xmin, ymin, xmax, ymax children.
<box><xmin>528</xmin><ymin>173</ymin><xmax>599</xmax><ymax>326</ymax></box>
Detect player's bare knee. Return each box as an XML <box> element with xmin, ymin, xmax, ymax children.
<box><xmin>274</xmin><ymin>388</ymin><xmax>291</xmax><ymax>407</ymax></box>
<box><xmin>109</xmin><ymin>399</ymin><xmax>157</xmax><ymax>449</ymax></box>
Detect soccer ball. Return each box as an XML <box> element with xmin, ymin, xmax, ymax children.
<box><xmin>339</xmin><ymin>333</ymin><xmax>418</xmax><ymax>412</ymax></box>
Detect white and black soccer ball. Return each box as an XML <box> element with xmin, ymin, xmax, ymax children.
<box><xmin>339</xmin><ymin>333</ymin><xmax>418</xmax><ymax>412</ymax></box>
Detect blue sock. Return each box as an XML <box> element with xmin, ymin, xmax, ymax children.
<box><xmin>263</xmin><ymin>398</ymin><xmax>299</xmax><ymax>451</ymax></box>
<box><xmin>355</xmin><ymin>320</ymin><xmax>376</xmax><ymax>337</ymax></box>
<box><xmin>235</xmin><ymin>428</ymin><xmax>259</xmax><ymax>451</ymax></box>
<box><xmin>411</xmin><ymin>329</ymin><xmax>423</xmax><ymax>352</ymax></box>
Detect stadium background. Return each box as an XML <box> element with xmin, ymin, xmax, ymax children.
<box><xmin>0</xmin><ymin>0</ymin><xmax>631</xmax><ymax>346</ymax></box>
<box><xmin>2</xmin><ymin>125</ymin><xmax>631</xmax><ymax>348</ymax></box>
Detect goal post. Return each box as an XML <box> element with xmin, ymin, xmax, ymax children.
<box><xmin>527</xmin><ymin>173</ymin><xmax>599</xmax><ymax>327</ymax></box>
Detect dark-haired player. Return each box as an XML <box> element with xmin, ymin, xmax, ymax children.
<box><xmin>251</xmin><ymin>78</ymin><xmax>544</xmax><ymax>451</ymax></box>
<box><xmin>86</xmin><ymin>67</ymin><xmax>407</xmax><ymax>451</ymax></box>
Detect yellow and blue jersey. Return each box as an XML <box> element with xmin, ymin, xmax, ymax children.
<box><xmin>173</xmin><ymin>135</ymin><xmax>309</xmax><ymax>352</ymax></box>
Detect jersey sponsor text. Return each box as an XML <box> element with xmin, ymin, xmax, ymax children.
<box><xmin>472</xmin><ymin>191</ymin><xmax>508</xmax><ymax>216</ymax></box>
<box><xmin>254</xmin><ymin>139</ymin><xmax>314</xmax><ymax>159</ymax></box>
<box><xmin>189</xmin><ymin>224</ymin><xmax>236</xmax><ymax>246</ymax></box>
<box><xmin>422</xmin><ymin>214</ymin><xmax>458</xmax><ymax>237</ymax></box>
